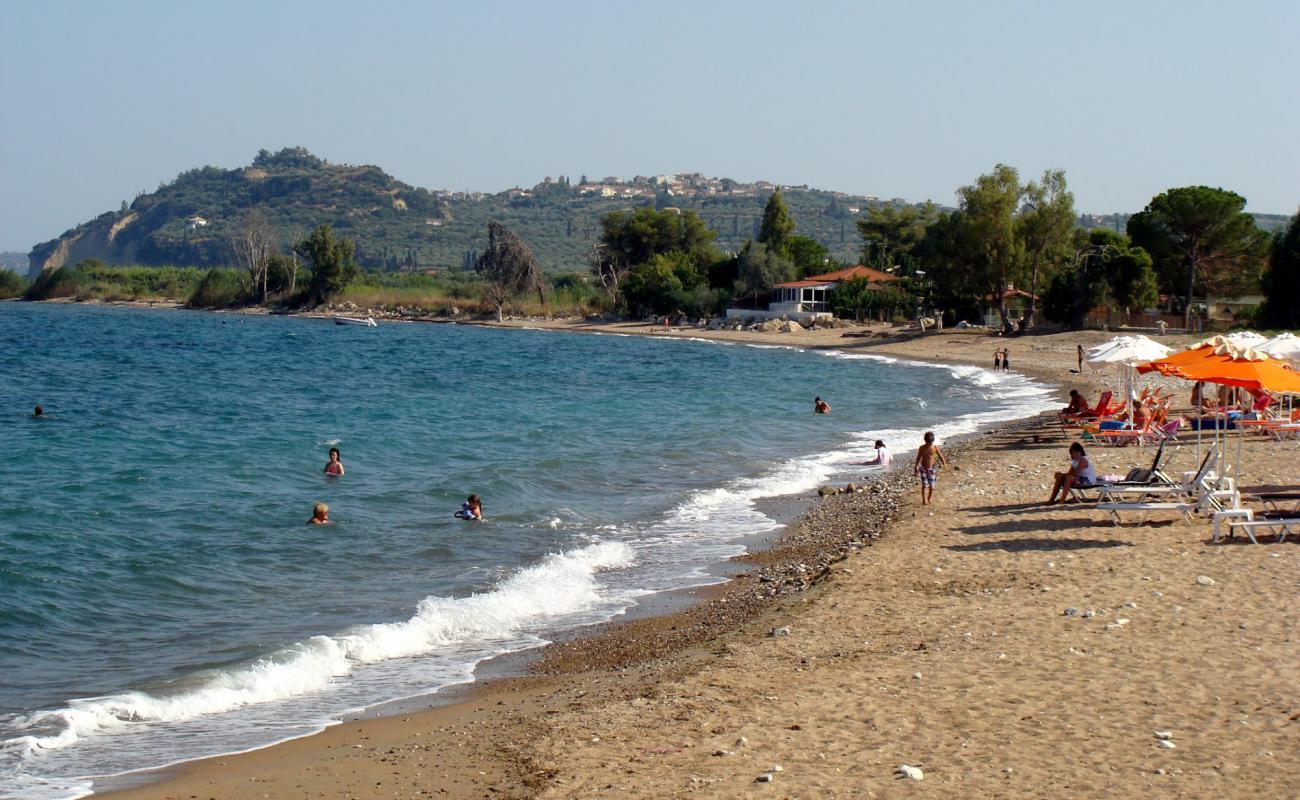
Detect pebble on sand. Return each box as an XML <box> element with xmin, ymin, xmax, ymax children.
<box><xmin>896</xmin><ymin>764</ymin><xmax>924</xmax><ymax>781</ymax></box>
<box><xmin>1195</xmin><ymin>575</ymin><xmax>1216</xmax><ymax>586</ymax></box>
<box><xmin>769</xmin><ymin>626</ymin><xmax>791</xmax><ymax>637</ymax></box>
<box><xmin>1157</xmin><ymin>740</ymin><xmax>1177</xmax><ymax>749</ymax></box>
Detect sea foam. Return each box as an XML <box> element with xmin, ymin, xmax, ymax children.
<box><xmin>6</xmin><ymin>541</ymin><xmax>633</xmax><ymax>756</ymax></box>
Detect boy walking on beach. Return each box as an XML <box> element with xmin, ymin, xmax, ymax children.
<box><xmin>913</xmin><ymin>431</ymin><xmax>949</xmax><ymax>506</ymax></box>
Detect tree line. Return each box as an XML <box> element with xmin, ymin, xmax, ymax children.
<box><xmin>11</xmin><ymin>168</ymin><xmax>1298</xmax><ymax>331</ymax></box>
<box><xmin>847</xmin><ymin>166</ymin><xmax>1295</xmax><ymax>331</ymax></box>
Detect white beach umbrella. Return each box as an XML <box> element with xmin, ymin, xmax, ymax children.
<box><xmin>1255</xmin><ymin>332</ymin><xmax>1300</xmax><ymax>364</ymax></box>
<box><xmin>1086</xmin><ymin>335</ymin><xmax>1172</xmax><ymax>366</ymax></box>
<box><xmin>1222</xmin><ymin>330</ymin><xmax>1267</xmax><ymax>349</ymax></box>
<box><xmin>1086</xmin><ymin>336</ymin><xmax>1172</xmax><ymax>421</ymax></box>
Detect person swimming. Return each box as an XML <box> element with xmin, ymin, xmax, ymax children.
<box><xmin>324</xmin><ymin>447</ymin><xmax>345</xmax><ymax>476</ymax></box>
<box><xmin>455</xmin><ymin>494</ymin><xmax>483</xmax><ymax>521</ymax></box>
<box><xmin>307</xmin><ymin>502</ymin><xmax>329</xmax><ymax>524</ymax></box>
<box><xmin>814</xmin><ymin>396</ymin><xmax>831</xmax><ymax>414</ymax></box>
<box><xmin>33</xmin><ymin>405</ymin><xmax>44</xmax><ymax>418</ymax></box>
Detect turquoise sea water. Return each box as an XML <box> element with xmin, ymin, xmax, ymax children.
<box><xmin>0</xmin><ymin>304</ymin><xmax>1056</xmax><ymax>798</ymax></box>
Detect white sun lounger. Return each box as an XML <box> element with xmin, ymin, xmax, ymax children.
<box><xmin>1212</xmin><ymin>510</ymin><xmax>1300</xmax><ymax>544</ymax></box>
<box><xmin>1096</xmin><ymin>500</ymin><xmax>1196</xmax><ymax>525</ymax></box>
<box><xmin>1097</xmin><ymin>445</ymin><xmax>1219</xmax><ymax>504</ymax></box>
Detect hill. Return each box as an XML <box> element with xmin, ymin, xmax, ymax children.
<box><xmin>27</xmin><ymin>148</ymin><xmax>451</xmax><ymax>278</ymax></box>
<box><xmin>1</xmin><ymin>252</ymin><xmax>27</xmax><ymax>273</ymax></box>
<box><xmin>31</xmin><ymin>149</ymin><xmax>1290</xmax><ymax>279</ymax></box>
<box><xmin>27</xmin><ymin>149</ymin><xmax>902</xmax><ymax>278</ymax></box>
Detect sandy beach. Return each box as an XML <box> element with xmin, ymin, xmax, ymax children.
<box><xmin>97</xmin><ymin>323</ymin><xmax>1300</xmax><ymax>800</ymax></box>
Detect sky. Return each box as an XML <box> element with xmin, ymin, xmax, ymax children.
<box><xmin>2</xmin><ymin>0</ymin><xmax>1298</xmax><ymax>252</ymax></box>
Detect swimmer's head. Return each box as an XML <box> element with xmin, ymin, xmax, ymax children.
<box><xmin>34</xmin><ymin>405</ymin><xmax>43</xmax><ymax>416</ymax></box>
<box><xmin>329</xmin><ymin>447</ymin><xmax>340</xmax><ymax>460</ymax></box>
<box><xmin>468</xmin><ymin>494</ymin><xmax>481</xmax><ymax>506</ymax></box>
<box><xmin>313</xmin><ymin>502</ymin><xmax>329</xmax><ymax>520</ymax></box>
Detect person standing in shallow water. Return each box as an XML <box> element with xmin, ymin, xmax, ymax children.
<box><xmin>1002</xmin><ymin>348</ymin><xmax>1011</xmax><ymax>372</ymax></box>
<box><xmin>324</xmin><ymin>447</ymin><xmax>345</xmax><ymax>476</ymax></box>
<box><xmin>814</xmin><ymin>396</ymin><xmax>831</xmax><ymax>414</ymax></box>
<box><xmin>994</xmin><ymin>350</ymin><xmax>1002</xmax><ymax>371</ymax></box>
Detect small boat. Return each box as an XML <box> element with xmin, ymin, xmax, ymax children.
<box><xmin>333</xmin><ymin>316</ymin><xmax>377</xmax><ymax>327</ymax></box>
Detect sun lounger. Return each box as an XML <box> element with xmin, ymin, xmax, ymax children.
<box><xmin>1096</xmin><ymin>444</ymin><xmax>1218</xmax><ymax>504</ymax></box>
<box><xmin>1068</xmin><ymin>439</ymin><xmax>1172</xmax><ymax>503</ymax></box>
<box><xmin>1096</xmin><ymin>500</ymin><xmax>1196</xmax><ymax>525</ymax></box>
<box><xmin>1212</xmin><ymin>511</ymin><xmax>1300</xmax><ymax>544</ymax></box>
<box><xmin>1095</xmin><ymin>445</ymin><xmax>1229</xmax><ymax>524</ymax></box>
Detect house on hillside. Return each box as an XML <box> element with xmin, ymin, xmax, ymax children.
<box><xmin>727</xmin><ymin>265</ymin><xmax>902</xmax><ymax>322</ymax></box>
<box><xmin>186</xmin><ymin>215</ymin><xmax>209</xmax><ymax>230</ymax></box>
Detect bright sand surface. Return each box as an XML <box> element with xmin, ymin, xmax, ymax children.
<box><xmin>99</xmin><ymin>324</ymin><xmax>1299</xmax><ymax>799</ymax></box>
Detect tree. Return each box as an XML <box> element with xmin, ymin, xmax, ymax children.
<box><xmin>295</xmin><ymin>224</ymin><xmax>358</xmax><ymax>305</ymax></box>
<box><xmin>474</xmin><ymin>221</ymin><xmax>544</xmax><ymax>321</ymax></box>
<box><xmin>229</xmin><ymin>208</ymin><xmax>275</xmax><ymax>302</ymax></box>
<box><xmin>829</xmin><ymin>276</ymin><xmax>876</xmax><ymax>321</ymax></box>
<box><xmin>593</xmin><ymin>208</ymin><xmax>717</xmax><ymax>308</ymax></box>
<box><xmin>956</xmin><ymin>165</ymin><xmax>1023</xmax><ymax>333</ymax></box>
<box><xmin>787</xmin><ymin>235</ymin><xmax>828</xmax><ymax>277</ymax></box>
<box><xmin>1015</xmin><ymin>170</ymin><xmax>1075</xmax><ymax>331</ymax></box>
<box><xmin>758</xmin><ymin>188</ymin><xmax>795</xmax><ymax>256</ymax></box>
<box><xmin>856</xmin><ymin>203</ymin><xmax>940</xmax><ymax>271</ymax></box>
<box><xmin>620</xmin><ymin>255</ymin><xmax>688</xmax><ymax>317</ymax></box>
<box><xmin>734</xmin><ymin>241</ymin><xmax>794</xmax><ymax>306</ymax></box>
<box><xmin>1101</xmin><ymin>247</ymin><xmax>1159</xmax><ymax>315</ymax></box>
<box><xmin>1127</xmin><ymin>186</ymin><xmax>1271</xmax><ymax>329</ymax></box>
<box><xmin>1261</xmin><ymin>211</ymin><xmax>1300</xmax><ymax>329</ymax></box>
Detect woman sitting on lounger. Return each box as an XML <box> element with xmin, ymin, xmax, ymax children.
<box><xmin>1047</xmin><ymin>442</ymin><xmax>1097</xmax><ymax>504</ymax></box>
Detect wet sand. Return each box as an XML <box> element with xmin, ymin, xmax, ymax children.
<box><xmin>98</xmin><ymin>326</ymin><xmax>1300</xmax><ymax>799</ymax></box>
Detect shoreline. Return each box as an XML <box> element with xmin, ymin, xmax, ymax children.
<box><xmin>80</xmin><ymin>313</ymin><xmax>1084</xmax><ymax>800</ymax></box>
<box><xmin>29</xmin><ymin>302</ymin><xmax>1288</xmax><ymax>799</ymax></box>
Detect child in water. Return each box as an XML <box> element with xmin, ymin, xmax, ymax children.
<box><xmin>455</xmin><ymin>494</ymin><xmax>484</xmax><ymax>521</ymax></box>
<box><xmin>324</xmin><ymin>448</ymin><xmax>345</xmax><ymax>476</ymax></box>
<box><xmin>307</xmin><ymin>503</ymin><xmax>329</xmax><ymax>524</ymax></box>
<box><xmin>814</xmin><ymin>396</ymin><xmax>831</xmax><ymax>414</ymax></box>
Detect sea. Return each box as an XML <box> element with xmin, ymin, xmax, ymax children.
<box><xmin>0</xmin><ymin>303</ymin><xmax>1057</xmax><ymax>798</ymax></box>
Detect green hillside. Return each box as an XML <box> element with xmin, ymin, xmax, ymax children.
<box><xmin>27</xmin><ymin>149</ymin><xmax>892</xmax><ymax>277</ymax></box>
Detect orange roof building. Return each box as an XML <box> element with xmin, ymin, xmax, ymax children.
<box><xmin>771</xmin><ymin>265</ymin><xmax>901</xmax><ymax>314</ymax></box>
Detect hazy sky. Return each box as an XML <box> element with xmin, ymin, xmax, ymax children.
<box><xmin>2</xmin><ymin>0</ymin><xmax>1297</xmax><ymax>252</ymax></box>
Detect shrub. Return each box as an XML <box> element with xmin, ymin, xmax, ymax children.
<box><xmin>0</xmin><ymin>270</ymin><xmax>28</xmax><ymax>299</ymax></box>
<box><xmin>23</xmin><ymin>265</ymin><xmax>90</xmax><ymax>300</ymax></box>
<box><xmin>188</xmin><ymin>268</ymin><xmax>249</xmax><ymax>308</ymax></box>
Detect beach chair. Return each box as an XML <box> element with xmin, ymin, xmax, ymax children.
<box><xmin>1092</xmin><ymin>419</ymin><xmax>1155</xmax><ymax>447</ymax></box>
<box><xmin>1213</xmin><ymin>488</ymin><xmax>1300</xmax><ymax>543</ymax></box>
<box><xmin>1213</xmin><ymin>513</ymin><xmax>1300</xmax><ymax>544</ymax></box>
<box><xmin>1061</xmin><ymin>391</ymin><xmax>1115</xmax><ymax>429</ymax></box>
<box><xmin>1096</xmin><ymin>445</ymin><xmax>1225</xmax><ymax>525</ymax></box>
<box><xmin>1068</xmin><ymin>439</ymin><xmax>1172</xmax><ymax>503</ymax></box>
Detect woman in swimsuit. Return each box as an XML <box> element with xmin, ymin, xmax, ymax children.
<box><xmin>324</xmin><ymin>447</ymin><xmax>345</xmax><ymax>476</ymax></box>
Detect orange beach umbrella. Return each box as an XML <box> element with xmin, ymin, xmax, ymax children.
<box><xmin>1165</xmin><ymin>356</ymin><xmax>1300</xmax><ymax>394</ymax></box>
<box><xmin>1138</xmin><ymin>339</ymin><xmax>1300</xmax><ymax>394</ymax></box>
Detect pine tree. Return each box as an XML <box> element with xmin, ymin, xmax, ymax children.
<box><xmin>758</xmin><ymin>188</ymin><xmax>794</xmax><ymax>256</ymax></box>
